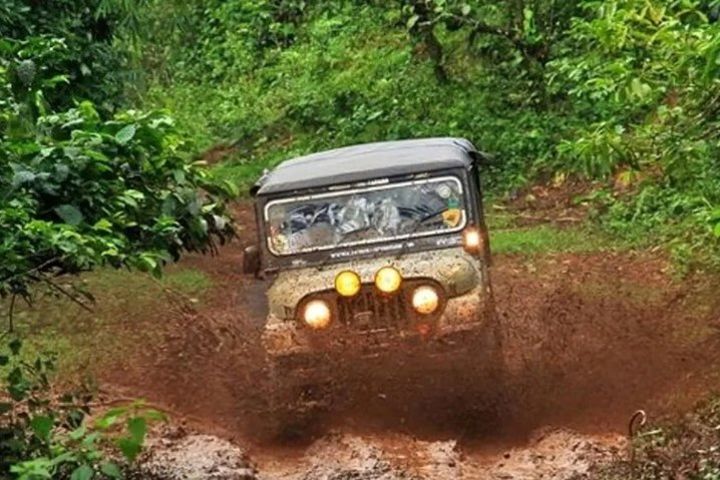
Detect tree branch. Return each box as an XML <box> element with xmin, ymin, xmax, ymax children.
<box><xmin>455</xmin><ymin>14</ymin><xmax>548</xmax><ymax>65</ymax></box>
<box><xmin>8</xmin><ymin>294</ymin><xmax>16</xmax><ymax>333</ymax></box>
<box><xmin>29</xmin><ymin>274</ymin><xmax>94</xmax><ymax>312</ymax></box>
<box><xmin>0</xmin><ymin>256</ymin><xmax>62</xmax><ymax>285</ymax></box>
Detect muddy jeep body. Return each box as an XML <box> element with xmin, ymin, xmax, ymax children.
<box><xmin>246</xmin><ymin>138</ymin><xmax>494</xmax><ymax>366</ymax></box>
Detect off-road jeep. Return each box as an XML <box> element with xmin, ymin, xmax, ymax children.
<box><xmin>243</xmin><ymin>138</ymin><xmax>497</xmax><ymax>434</ymax></box>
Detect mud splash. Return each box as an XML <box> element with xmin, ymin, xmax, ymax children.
<box><xmin>103</xmin><ymin>202</ymin><xmax>720</xmax><ymax>479</ymax></box>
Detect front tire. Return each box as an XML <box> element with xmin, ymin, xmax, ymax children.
<box><xmin>262</xmin><ymin>356</ymin><xmax>330</xmax><ymax>441</ymax></box>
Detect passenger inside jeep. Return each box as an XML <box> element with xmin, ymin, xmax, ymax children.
<box><xmin>266</xmin><ymin>176</ymin><xmax>467</xmax><ymax>255</ymax></box>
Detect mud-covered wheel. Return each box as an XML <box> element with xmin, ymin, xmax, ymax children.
<box><xmin>474</xmin><ymin>291</ymin><xmax>508</xmax><ymax>429</ymax></box>
<box><xmin>261</xmin><ymin>358</ymin><xmax>329</xmax><ymax>441</ymax></box>
<box><xmin>436</xmin><ymin>295</ymin><xmax>506</xmax><ymax>432</ymax></box>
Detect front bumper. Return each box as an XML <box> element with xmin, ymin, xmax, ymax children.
<box><xmin>262</xmin><ymin>286</ymin><xmax>489</xmax><ymax>359</ymax></box>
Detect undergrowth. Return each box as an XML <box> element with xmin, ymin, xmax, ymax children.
<box><xmin>584</xmin><ymin>397</ymin><xmax>720</xmax><ymax>479</ymax></box>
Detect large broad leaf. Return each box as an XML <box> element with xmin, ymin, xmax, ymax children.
<box><xmin>9</xmin><ymin>338</ymin><xmax>22</xmax><ymax>355</ymax></box>
<box><xmin>115</xmin><ymin>124</ymin><xmax>136</xmax><ymax>144</ymax></box>
<box><xmin>11</xmin><ymin>170</ymin><xmax>35</xmax><ymax>187</ymax></box>
<box><xmin>128</xmin><ymin>417</ymin><xmax>147</xmax><ymax>443</ymax></box>
<box><xmin>30</xmin><ymin>415</ymin><xmax>54</xmax><ymax>441</ymax></box>
<box><xmin>55</xmin><ymin>204</ymin><xmax>84</xmax><ymax>226</ymax></box>
<box><xmin>100</xmin><ymin>462</ymin><xmax>122</xmax><ymax>479</ymax></box>
<box><xmin>70</xmin><ymin>464</ymin><xmax>93</xmax><ymax>480</ymax></box>
<box><xmin>117</xmin><ymin>437</ymin><xmax>142</xmax><ymax>462</ymax></box>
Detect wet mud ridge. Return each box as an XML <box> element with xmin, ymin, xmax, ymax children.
<box><xmin>107</xmin><ymin>202</ymin><xmax>720</xmax><ymax>479</ymax></box>
<box><xmin>132</xmin><ymin>426</ymin><xmax>624</xmax><ymax>479</ymax></box>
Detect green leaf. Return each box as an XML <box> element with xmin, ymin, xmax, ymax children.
<box><xmin>68</xmin><ymin>425</ymin><xmax>87</xmax><ymax>441</ymax></box>
<box><xmin>100</xmin><ymin>462</ymin><xmax>122</xmax><ymax>479</ymax></box>
<box><xmin>406</xmin><ymin>14</ymin><xmax>420</xmax><ymax>29</ymax></box>
<box><xmin>70</xmin><ymin>464</ymin><xmax>94</xmax><ymax>480</ymax></box>
<box><xmin>82</xmin><ymin>433</ymin><xmax>100</xmax><ymax>449</ymax></box>
<box><xmin>522</xmin><ymin>7</ymin><xmax>535</xmax><ymax>35</ymax></box>
<box><xmin>115</xmin><ymin>124</ymin><xmax>136</xmax><ymax>144</ymax></box>
<box><xmin>51</xmin><ymin>452</ymin><xmax>77</xmax><ymax>466</ymax></box>
<box><xmin>7</xmin><ymin>366</ymin><xmax>27</xmax><ymax>400</ymax></box>
<box><xmin>96</xmin><ymin>407</ymin><xmax>126</xmax><ymax>430</ymax></box>
<box><xmin>12</xmin><ymin>170</ymin><xmax>35</xmax><ymax>187</ymax></box>
<box><xmin>9</xmin><ymin>338</ymin><xmax>22</xmax><ymax>355</ymax></box>
<box><xmin>172</xmin><ymin>169</ymin><xmax>186</xmax><ymax>184</ymax></box>
<box><xmin>461</xmin><ymin>4</ymin><xmax>471</xmax><ymax>16</ymax></box>
<box><xmin>128</xmin><ymin>416</ymin><xmax>147</xmax><ymax>443</ymax></box>
<box><xmin>93</xmin><ymin>219</ymin><xmax>113</xmax><ymax>232</ymax></box>
<box><xmin>713</xmin><ymin>222</ymin><xmax>720</xmax><ymax>238</ymax></box>
<box><xmin>117</xmin><ymin>437</ymin><xmax>142</xmax><ymax>462</ymax></box>
<box><xmin>30</xmin><ymin>415</ymin><xmax>54</xmax><ymax>441</ymax></box>
<box><xmin>630</xmin><ymin>78</ymin><xmax>652</xmax><ymax>100</ymax></box>
<box><xmin>55</xmin><ymin>204</ymin><xmax>84</xmax><ymax>226</ymax></box>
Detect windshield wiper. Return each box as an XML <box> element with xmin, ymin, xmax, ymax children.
<box><xmin>394</xmin><ymin>208</ymin><xmax>448</xmax><ymax>262</ymax></box>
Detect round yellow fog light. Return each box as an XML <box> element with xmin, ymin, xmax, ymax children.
<box><xmin>303</xmin><ymin>299</ymin><xmax>331</xmax><ymax>329</ymax></box>
<box><xmin>412</xmin><ymin>286</ymin><xmax>440</xmax><ymax>315</ymax></box>
<box><xmin>374</xmin><ymin>266</ymin><xmax>402</xmax><ymax>294</ymax></box>
<box><xmin>335</xmin><ymin>270</ymin><xmax>361</xmax><ymax>297</ymax></box>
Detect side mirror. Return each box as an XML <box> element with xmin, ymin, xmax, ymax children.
<box><xmin>474</xmin><ymin>152</ymin><xmax>495</xmax><ymax>169</ymax></box>
<box><xmin>242</xmin><ymin>245</ymin><xmax>261</xmax><ymax>276</ymax></box>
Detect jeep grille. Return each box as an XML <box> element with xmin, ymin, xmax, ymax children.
<box><xmin>298</xmin><ymin>280</ymin><xmax>446</xmax><ymax>331</ymax></box>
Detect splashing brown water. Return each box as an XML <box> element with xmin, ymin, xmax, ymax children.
<box><xmin>104</xmin><ymin>203</ymin><xmax>720</xmax><ymax>479</ymax></box>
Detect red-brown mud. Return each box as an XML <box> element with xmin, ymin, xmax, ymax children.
<box><xmin>104</xmin><ymin>202</ymin><xmax>720</xmax><ymax>478</ymax></box>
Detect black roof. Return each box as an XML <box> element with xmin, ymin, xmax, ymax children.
<box><xmin>252</xmin><ymin>137</ymin><xmax>478</xmax><ymax>196</ymax></box>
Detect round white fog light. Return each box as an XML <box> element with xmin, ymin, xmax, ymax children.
<box><xmin>412</xmin><ymin>286</ymin><xmax>440</xmax><ymax>315</ymax></box>
<box><xmin>303</xmin><ymin>299</ymin><xmax>331</xmax><ymax>329</ymax></box>
<box><xmin>462</xmin><ymin>227</ymin><xmax>482</xmax><ymax>253</ymax></box>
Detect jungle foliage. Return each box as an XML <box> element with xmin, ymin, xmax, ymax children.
<box><xmin>1</xmin><ymin>1</ymin><xmax>233</xmax><ymax>477</ymax></box>
<box><xmin>1</xmin><ymin>1</ymin><xmax>235</xmax><ymax>307</ymax></box>
<box><xmin>134</xmin><ymin>0</ymin><xmax>720</xmax><ymax>267</ymax></box>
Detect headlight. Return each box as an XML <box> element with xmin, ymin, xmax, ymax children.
<box><xmin>462</xmin><ymin>227</ymin><xmax>482</xmax><ymax>253</ymax></box>
<box><xmin>335</xmin><ymin>270</ymin><xmax>361</xmax><ymax>297</ymax></box>
<box><xmin>412</xmin><ymin>285</ymin><xmax>440</xmax><ymax>315</ymax></box>
<box><xmin>374</xmin><ymin>266</ymin><xmax>402</xmax><ymax>294</ymax></box>
<box><xmin>303</xmin><ymin>299</ymin><xmax>331</xmax><ymax>329</ymax></box>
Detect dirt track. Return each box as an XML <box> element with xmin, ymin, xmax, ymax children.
<box><xmin>106</xmin><ymin>202</ymin><xmax>720</xmax><ymax>479</ymax></box>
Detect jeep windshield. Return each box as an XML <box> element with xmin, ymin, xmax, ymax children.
<box><xmin>264</xmin><ymin>176</ymin><xmax>467</xmax><ymax>256</ymax></box>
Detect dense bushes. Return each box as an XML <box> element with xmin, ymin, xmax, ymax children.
<box><xmin>547</xmin><ymin>0</ymin><xmax>720</xmax><ymax>266</ymax></box>
<box><xmin>1</xmin><ymin>25</ymin><xmax>235</xmax><ymax>306</ymax></box>
<box><xmin>134</xmin><ymin>0</ymin><xmax>720</xmax><ymax>266</ymax></box>
<box><xmin>1</xmin><ymin>2</ymin><xmax>235</xmax><ymax>476</ymax></box>
<box><xmin>0</xmin><ymin>339</ymin><xmax>164</xmax><ymax>479</ymax></box>
<box><xmin>0</xmin><ymin>0</ymin><xmax>135</xmax><ymax>112</ymax></box>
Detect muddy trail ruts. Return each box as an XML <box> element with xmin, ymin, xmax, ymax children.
<box><xmin>104</xmin><ymin>202</ymin><xmax>720</xmax><ymax>479</ymax></box>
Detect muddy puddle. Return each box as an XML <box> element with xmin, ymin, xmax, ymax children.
<box><xmin>105</xmin><ymin>203</ymin><xmax>720</xmax><ymax>479</ymax></box>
